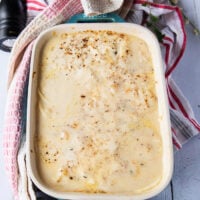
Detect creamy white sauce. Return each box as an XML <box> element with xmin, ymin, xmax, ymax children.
<box><xmin>36</xmin><ymin>30</ymin><xmax>162</xmax><ymax>194</ymax></box>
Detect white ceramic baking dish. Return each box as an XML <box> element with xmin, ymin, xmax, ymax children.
<box><xmin>26</xmin><ymin>22</ymin><xmax>173</xmax><ymax>200</ymax></box>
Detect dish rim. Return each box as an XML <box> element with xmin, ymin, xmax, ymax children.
<box><xmin>26</xmin><ymin>22</ymin><xmax>173</xmax><ymax>200</ymax></box>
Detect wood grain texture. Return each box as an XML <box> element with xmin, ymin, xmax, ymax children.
<box><xmin>172</xmin><ymin>135</ymin><xmax>200</xmax><ymax>200</ymax></box>
<box><xmin>150</xmin><ymin>137</ymin><xmax>200</xmax><ymax>200</ymax></box>
<box><xmin>149</xmin><ymin>183</ymin><xmax>172</xmax><ymax>200</ymax></box>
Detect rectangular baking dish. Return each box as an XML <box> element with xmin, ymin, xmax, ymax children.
<box><xmin>26</xmin><ymin>22</ymin><xmax>173</xmax><ymax>200</ymax></box>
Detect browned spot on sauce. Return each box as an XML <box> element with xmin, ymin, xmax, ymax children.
<box><xmin>32</xmin><ymin>72</ymin><xmax>36</xmax><ymax>79</ymax></box>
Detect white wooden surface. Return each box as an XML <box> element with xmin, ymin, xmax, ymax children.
<box><xmin>1</xmin><ymin>2</ymin><xmax>200</xmax><ymax>199</ymax></box>
<box><xmin>151</xmin><ymin>9</ymin><xmax>200</xmax><ymax>200</ymax></box>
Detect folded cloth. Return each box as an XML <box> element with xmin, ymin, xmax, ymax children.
<box><xmin>179</xmin><ymin>0</ymin><xmax>200</xmax><ymax>32</ymax></box>
<box><xmin>3</xmin><ymin>0</ymin><xmax>200</xmax><ymax>199</ymax></box>
<box><xmin>80</xmin><ymin>0</ymin><xmax>124</xmax><ymax>16</ymax></box>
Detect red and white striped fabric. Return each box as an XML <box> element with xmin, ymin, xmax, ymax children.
<box><xmin>27</xmin><ymin>0</ymin><xmax>47</xmax><ymax>12</ymax></box>
<box><xmin>26</xmin><ymin>0</ymin><xmax>48</xmax><ymax>23</ymax></box>
<box><xmin>127</xmin><ymin>0</ymin><xmax>200</xmax><ymax>149</ymax></box>
<box><xmin>3</xmin><ymin>0</ymin><xmax>200</xmax><ymax>199</ymax></box>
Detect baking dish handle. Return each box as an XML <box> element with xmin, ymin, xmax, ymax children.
<box><xmin>67</xmin><ymin>13</ymin><xmax>124</xmax><ymax>23</ymax></box>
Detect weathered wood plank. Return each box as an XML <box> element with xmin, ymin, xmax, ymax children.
<box><xmin>172</xmin><ymin>135</ymin><xmax>200</xmax><ymax>200</ymax></box>
<box><xmin>149</xmin><ymin>183</ymin><xmax>172</xmax><ymax>200</ymax></box>
<box><xmin>169</xmin><ymin>6</ymin><xmax>200</xmax><ymax>199</ymax></box>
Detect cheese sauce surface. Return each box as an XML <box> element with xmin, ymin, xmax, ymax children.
<box><xmin>36</xmin><ymin>30</ymin><xmax>162</xmax><ymax>194</ymax></box>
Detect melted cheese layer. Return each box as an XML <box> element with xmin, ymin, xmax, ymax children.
<box><xmin>36</xmin><ymin>30</ymin><xmax>162</xmax><ymax>194</ymax></box>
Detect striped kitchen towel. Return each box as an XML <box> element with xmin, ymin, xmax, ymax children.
<box><xmin>3</xmin><ymin>0</ymin><xmax>200</xmax><ymax>199</ymax></box>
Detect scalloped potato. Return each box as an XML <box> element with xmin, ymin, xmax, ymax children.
<box><xmin>36</xmin><ymin>30</ymin><xmax>162</xmax><ymax>194</ymax></box>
